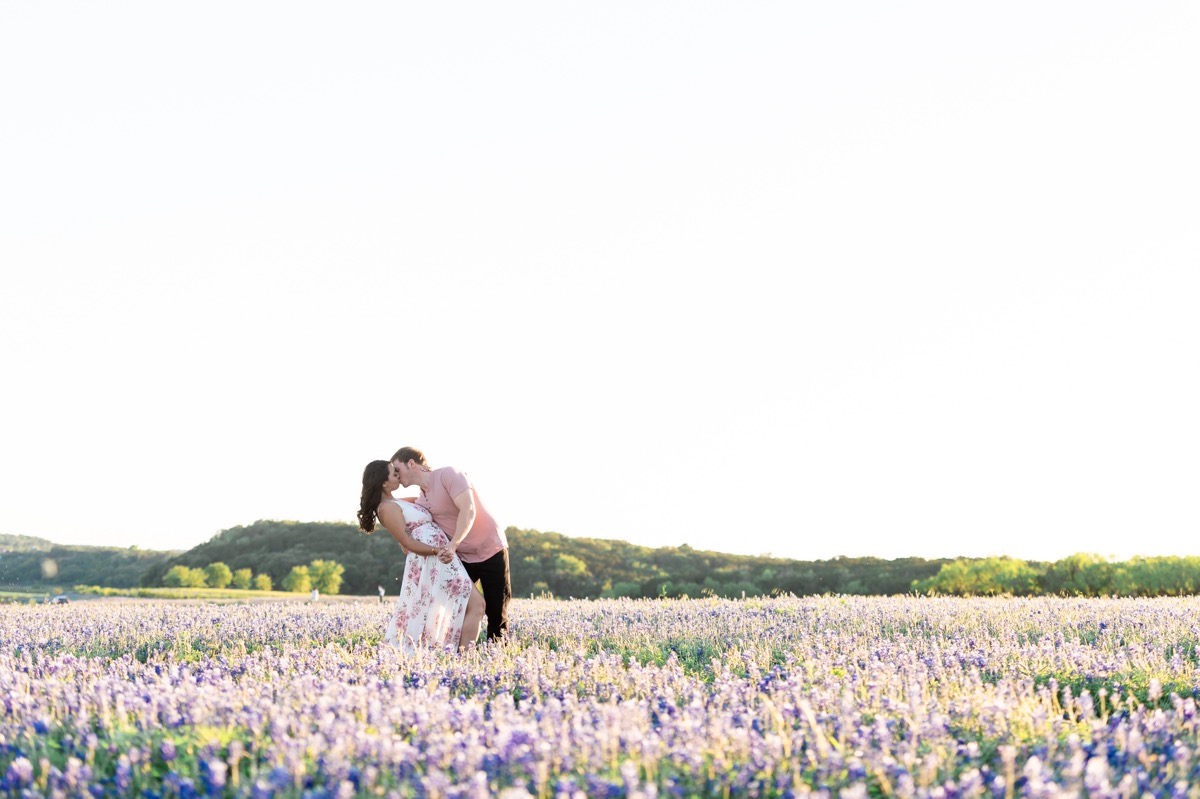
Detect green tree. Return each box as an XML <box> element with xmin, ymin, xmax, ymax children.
<box><xmin>163</xmin><ymin>565</ymin><xmax>208</xmax><ymax>588</ymax></box>
<box><xmin>162</xmin><ymin>565</ymin><xmax>192</xmax><ymax>587</ymax></box>
<box><xmin>203</xmin><ymin>562</ymin><xmax>233</xmax><ymax>589</ymax></box>
<box><xmin>1043</xmin><ymin>553</ymin><xmax>1113</xmax><ymax>596</ymax></box>
<box><xmin>282</xmin><ymin>565</ymin><xmax>311</xmax><ymax>593</ymax></box>
<box><xmin>719</xmin><ymin>581</ymin><xmax>762</xmax><ymax>599</ymax></box>
<box><xmin>914</xmin><ymin>556</ymin><xmax>1042</xmax><ymax>596</ymax></box>
<box><xmin>671</xmin><ymin>580</ymin><xmax>705</xmax><ymax>598</ymax></box>
<box><xmin>601</xmin><ymin>581</ymin><xmax>642</xmax><ymax>598</ymax></box>
<box><xmin>252</xmin><ymin>573</ymin><xmax>273</xmax><ymax>591</ymax></box>
<box><xmin>308</xmin><ymin>560</ymin><xmax>345</xmax><ymax>595</ymax></box>
<box><xmin>231</xmin><ymin>568</ymin><xmax>253</xmax><ymax>590</ymax></box>
<box><xmin>547</xmin><ymin>553</ymin><xmax>593</xmax><ymax>597</ymax></box>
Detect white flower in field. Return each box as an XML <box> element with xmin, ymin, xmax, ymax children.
<box><xmin>498</xmin><ymin>789</ymin><xmax>535</xmax><ymax>799</ymax></box>
<box><xmin>839</xmin><ymin>782</ymin><xmax>868</xmax><ymax>799</ymax></box>
<box><xmin>1067</xmin><ymin>749</ymin><xmax>1087</xmax><ymax>781</ymax></box>
<box><xmin>999</xmin><ymin>745</ymin><xmax>1017</xmax><ymax>769</ymax></box>
<box><xmin>1085</xmin><ymin>755</ymin><xmax>1111</xmax><ymax>790</ymax></box>
<box><xmin>468</xmin><ymin>772</ymin><xmax>490</xmax><ymax>799</ymax></box>
<box><xmin>1079</xmin><ymin>691</ymin><xmax>1095</xmax><ymax>719</ymax></box>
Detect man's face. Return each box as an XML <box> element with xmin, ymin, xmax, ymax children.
<box><xmin>392</xmin><ymin>458</ymin><xmax>415</xmax><ymax>488</ymax></box>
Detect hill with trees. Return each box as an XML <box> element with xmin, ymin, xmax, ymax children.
<box><xmin>506</xmin><ymin>528</ymin><xmax>949</xmax><ymax>598</ymax></box>
<box><xmin>0</xmin><ymin>533</ymin><xmax>56</xmax><ymax>552</ymax></box>
<box><xmin>0</xmin><ymin>542</ymin><xmax>179</xmax><ymax>588</ymax></box>
<box><xmin>8</xmin><ymin>522</ymin><xmax>1198</xmax><ymax>599</ymax></box>
<box><xmin>139</xmin><ymin>520</ymin><xmax>410</xmax><ymax>596</ymax></box>
<box><xmin>138</xmin><ymin>520</ymin><xmax>953</xmax><ymax>598</ymax></box>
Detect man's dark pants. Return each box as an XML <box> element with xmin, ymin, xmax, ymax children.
<box><xmin>461</xmin><ymin>549</ymin><xmax>510</xmax><ymax>642</ymax></box>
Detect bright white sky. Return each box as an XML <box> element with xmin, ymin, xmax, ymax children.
<box><xmin>2</xmin><ymin>2</ymin><xmax>1197</xmax><ymax>564</ymax></box>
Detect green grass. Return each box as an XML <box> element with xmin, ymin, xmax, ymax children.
<box><xmin>0</xmin><ymin>589</ymin><xmax>47</xmax><ymax>603</ymax></box>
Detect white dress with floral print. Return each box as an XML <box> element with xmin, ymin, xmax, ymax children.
<box><xmin>383</xmin><ymin>499</ymin><xmax>474</xmax><ymax>653</ymax></box>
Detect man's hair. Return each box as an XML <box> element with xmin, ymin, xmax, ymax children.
<box><xmin>391</xmin><ymin>446</ymin><xmax>428</xmax><ymax>467</ymax></box>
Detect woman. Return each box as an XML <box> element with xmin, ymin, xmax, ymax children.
<box><xmin>358</xmin><ymin>460</ymin><xmax>485</xmax><ymax>653</ymax></box>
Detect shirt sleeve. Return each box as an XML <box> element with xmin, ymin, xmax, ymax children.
<box><xmin>439</xmin><ymin>467</ymin><xmax>471</xmax><ymax>499</ymax></box>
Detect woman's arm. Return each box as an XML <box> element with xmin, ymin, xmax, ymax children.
<box><xmin>377</xmin><ymin>503</ymin><xmax>439</xmax><ymax>556</ymax></box>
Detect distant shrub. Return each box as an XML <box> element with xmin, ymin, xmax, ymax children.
<box><xmin>308</xmin><ymin>560</ymin><xmax>345</xmax><ymax>595</ymax></box>
<box><xmin>231</xmin><ymin>568</ymin><xmax>253</xmax><ymax>590</ymax></box>
<box><xmin>203</xmin><ymin>562</ymin><xmax>233</xmax><ymax>589</ymax></box>
<box><xmin>282</xmin><ymin>566</ymin><xmax>310</xmax><ymax>593</ymax></box>
<box><xmin>163</xmin><ymin>565</ymin><xmax>207</xmax><ymax>588</ymax></box>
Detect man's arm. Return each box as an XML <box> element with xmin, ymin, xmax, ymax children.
<box><xmin>437</xmin><ymin>489</ymin><xmax>477</xmax><ymax>563</ymax></box>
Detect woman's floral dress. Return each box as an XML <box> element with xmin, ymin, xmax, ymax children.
<box><xmin>383</xmin><ymin>499</ymin><xmax>474</xmax><ymax>653</ymax></box>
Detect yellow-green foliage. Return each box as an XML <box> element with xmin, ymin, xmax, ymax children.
<box><xmin>282</xmin><ymin>566</ymin><xmax>311</xmax><ymax>593</ymax></box>
<box><xmin>915</xmin><ymin>554</ymin><xmax>1200</xmax><ymax>597</ymax></box>
<box><xmin>203</xmin><ymin>562</ymin><xmax>233</xmax><ymax>589</ymax></box>
<box><xmin>231</xmin><ymin>568</ymin><xmax>253</xmax><ymax>589</ymax></box>
<box><xmin>73</xmin><ymin>585</ymin><xmax>305</xmax><ymax>599</ymax></box>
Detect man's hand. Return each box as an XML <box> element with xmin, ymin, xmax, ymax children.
<box><xmin>437</xmin><ymin>547</ymin><xmax>454</xmax><ymax>564</ymax></box>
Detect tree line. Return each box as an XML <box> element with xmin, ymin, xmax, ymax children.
<box><xmin>0</xmin><ymin>541</ymin><xmax>178</xmax><ymax>588</ymax></box>
<box><xmin>133</xmin><ymin>520</ymin><xmax>952</xmax><ymax>598</ymax></box>
<box><xmin>504</xmin><ymin>528</ymin><xmax>948</xmax><ymax>598</ymax></box>
<box><xmin>162</xmin><ymin>560</ymin><xmax>345</xmax><ymax>593</ymax></box>
<box><xmin>4</xmin><ymin>524</ymin><xmax>952</xmax><ymax>597</ymax></box>
<box><xmin>914</xmin><ymin>554</ymin><xmax>1200</xmax><ymax>597</ymax></box>
<box><xmin>0</xmin><ymin>534</ymin><xmax>55</xmax><ymax>552</ymax></box>
<box><xmin>5</xmin><ymin>527</ymin><xmax>1200</xmax><ymax>598</ymax></box>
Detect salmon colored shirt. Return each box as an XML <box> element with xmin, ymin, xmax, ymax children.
<box><xmin>415</xmin><ymin>466</ymin><xmax>507</xmax><ymax>564</ymax></box>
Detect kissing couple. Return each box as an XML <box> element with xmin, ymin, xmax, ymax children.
<box><xmin>357</xmin><ymin>447</ymin><xmax>511</xmax><ymax>654</ymax></box>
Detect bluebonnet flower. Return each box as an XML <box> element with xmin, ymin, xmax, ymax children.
<box><xmin>200</xmin><ymin>759</ymin><xmax>227</xmax><ymax>792</ymax></box>
<box><xmin>3</xmin><ymin>757</ymin><xmax>33</xmax><ymax>790</ymax></box>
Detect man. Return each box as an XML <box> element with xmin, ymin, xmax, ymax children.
<box><xmin>391</xmin><ymin>446</ymin><xmax>510</xmax><ymax>642</ymax></box>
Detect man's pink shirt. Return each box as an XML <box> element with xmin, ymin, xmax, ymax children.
<box><xmin>415</xmin><ymin>466</ymin><xmax>507</xmax><ymax>564</ymax></box>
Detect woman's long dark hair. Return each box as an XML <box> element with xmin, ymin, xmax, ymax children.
<box><xmin>357</xmin><ymin>460</ymin><xmax>391</xmax><ymax>533</ymax></box>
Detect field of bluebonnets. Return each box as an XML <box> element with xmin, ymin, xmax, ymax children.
<box><xmin>3</xmin><ymin>596</ymin><xmax>1200</xmax><ymax>798</ymax></box>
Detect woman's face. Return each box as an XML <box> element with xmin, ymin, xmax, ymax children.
<box><xmin>381</xmin><ymin>462</ymin><xmax>401</xmax><ymax>493</ymax></box>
